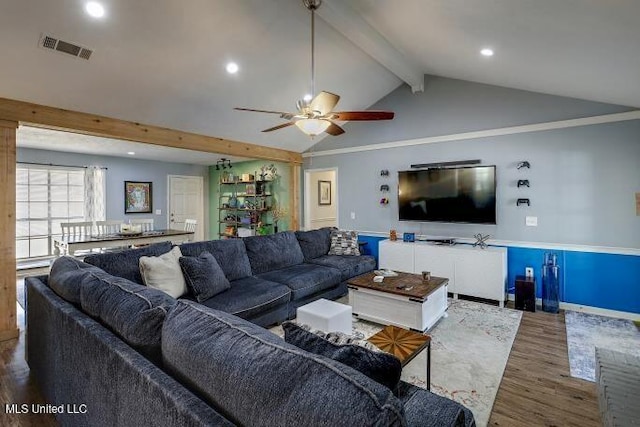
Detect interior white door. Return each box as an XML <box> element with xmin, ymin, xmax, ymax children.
<box><xmin>168</xmin><ymin>175</ymin><xmax>203</xmax><ymax>241</ymax></box>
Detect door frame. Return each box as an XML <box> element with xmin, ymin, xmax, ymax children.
<box><xmin>303</xmin><ymin>167</ymin><xmax>338</xmax><ymax>231</ymax></box>
<box><xmin>167</xmin><ymin>175</ymin><xmax>205</xmax><ymax>241</ymax></box>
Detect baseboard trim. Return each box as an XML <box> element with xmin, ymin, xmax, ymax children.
<box><xmin>507</xmin><ymin>293</ymin><xmax>640</xmax><ymax>321</ymax></box>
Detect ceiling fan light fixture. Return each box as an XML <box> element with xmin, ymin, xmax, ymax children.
<box><xmin>295</xmin><ymin>118</ymin><xmax>330</xmax><ymax>136</ymax></box>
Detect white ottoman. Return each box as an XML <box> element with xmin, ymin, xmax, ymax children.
<box><xmin>296</xmin><ymin>299</ymin><xmax>352</xmax><ymax>334</ymax></box>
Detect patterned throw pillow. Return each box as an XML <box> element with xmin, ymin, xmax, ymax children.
<box><xmin>328</xmin><ymin>230</ymin><xmax>360</xmax><ymax>256</ymax></box>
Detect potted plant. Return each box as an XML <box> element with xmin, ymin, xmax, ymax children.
<box><xmin>271</xmin><ymin>204</ymin><xmax>288</xmax><ymax>233</ymax></box>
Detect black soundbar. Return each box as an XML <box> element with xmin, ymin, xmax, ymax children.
<box><xmin>410</xmin><ymin>159</ymin><xmax>481</xmax><ymax>169</ymax></box>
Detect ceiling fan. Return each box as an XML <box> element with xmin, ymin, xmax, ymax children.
<box><xmin>234</xmin><ymin>0</ymin><xmax>394</xmax><ymax>137</ymax></box>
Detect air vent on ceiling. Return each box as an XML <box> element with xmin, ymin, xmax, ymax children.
<box><xmin>39</xmin><ymin>34</ymin><xmax>93</xmax><ymax>61</ymax></box>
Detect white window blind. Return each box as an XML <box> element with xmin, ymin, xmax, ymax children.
<box><xmin>16</xmin><ymin>165</ymin><xmax>85</xmax><ymax>259</ymax></box>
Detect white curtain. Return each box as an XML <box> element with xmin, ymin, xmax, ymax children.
<box><xmin>84</xmin><ymin>166</ymin><xmax>106</xmax><ymax>227</ymax></box>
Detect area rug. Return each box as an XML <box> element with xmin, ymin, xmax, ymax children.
<box><xmin>271</xmin><ymin>299</ymin><xmax>522</xmax><ymax>427</ymax></box>
<box><xmin>565</xmin><ymin>310</ymin><xmax>640</xmax><ymax>382</ymax></box>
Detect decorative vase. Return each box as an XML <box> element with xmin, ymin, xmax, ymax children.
<box><xmin>542</xmin><ymin>252</ymin><xmax>560</xmax><ymax>313</ymax></box>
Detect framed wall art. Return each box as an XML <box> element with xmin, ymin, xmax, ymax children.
<box><xmin>124</xmin><ymin>181</ymin><xmax>152</xmax><ymax>213</ymax></box>
<box><xmin>318</xmin><ymin>180</ymin><xmax>331</xmax><ymax>205</ymax></box>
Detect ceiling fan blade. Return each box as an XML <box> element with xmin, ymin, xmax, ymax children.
<box><xmin>234</xmin><ymin>107</ymin><xmax>295</xmax><ymax>116</ymax></box>
<box><xmin>329</xmin><ymin>111</ymin><xmax>395</xmax><ymax>121</ymax></box>
<box><xmin>261</xmin><ymin>122</ymin><xmax>296</xmax><ymax>133</ymax></box>
<box><xmin>309</xmin><ymin>91</ymin><xmax>340</xmax><ymax>116</ymax></box>
<box><xmin>325</xmin><ymin>121</ymin><xmax>345</xmax><ymax>136</ymax></box>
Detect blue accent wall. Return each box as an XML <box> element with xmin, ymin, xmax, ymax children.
<box><xmin>357</xmin><ymin>235</ymin><xmax>386</xmax><ymax>268</ymax></box>
<box><xmin>363</xmin><ymin>235</ymin><xmax>640</xmax><ymax>314</ymax></box>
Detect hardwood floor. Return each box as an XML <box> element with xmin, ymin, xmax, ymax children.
<box><xmin>0</xmin><ymin>304</ymin><xmax>57</xmax><ymax>427</ymax></box>
<box><xmin>2</xmin><ymin>279</ymin><xmax>600</xmax><ymax>427</ymax></box>
<box><xmin>490</xmin><ymin>308</ymin><xmax>600</xmax><ymax>426</ymax></box>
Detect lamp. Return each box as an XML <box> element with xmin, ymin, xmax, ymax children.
<box><xmin>216</xmin><ymin>158</ymin><xmax>232</xmax><ymax>170</ymax></box>
<box><xmin>295</xmin><ymin>119</ymin><xmax>330</xmax><ymax>137</ymax></box>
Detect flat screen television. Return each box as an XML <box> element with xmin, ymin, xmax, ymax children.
<box><xmin>398</xmin><ymin>165</ymin><xmax>497</xmax><ymax>224</ymax></box>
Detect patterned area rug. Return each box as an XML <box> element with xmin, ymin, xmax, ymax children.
<box><xmin>271</xmin><ymin>299</ymin><xmax>521</xmax><ymax>427</ymax></box>
<box><xmin>565</xmin><ymin>311</ymin><xmax>640</xmax><ymax>382</ymax></box>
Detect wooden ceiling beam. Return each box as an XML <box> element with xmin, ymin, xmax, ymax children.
<box><xmin>0</xmin><ymin>97</ymin><xmax>302</xmax><ymax>164</ymax></box>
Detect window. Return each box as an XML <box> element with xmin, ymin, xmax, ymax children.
<box><xmin>16</xmin><ymin>165</ymin><xmax>85</xmax><ymax>259</ymax></box>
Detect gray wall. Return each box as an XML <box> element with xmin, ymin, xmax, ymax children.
<box><xmin>305</xmin><ymin>76</ymin><xmax>640</xmax><ymax>248</ymax></box>
<box><xmin>17</xmin><ymin>148</ymin><xmax>210</xmax><ymax>236</ymax></box>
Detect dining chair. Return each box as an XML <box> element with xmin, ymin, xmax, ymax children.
<box><xmin>184</xmin><ymin>219</ymin><xmax>197</xmax><ymax>232</ymax></box>
<box><xmin>130</xmin><ymin>218</ymin><xmax>154</xmax><ymax>232</ymax></box>
<box><xmin>60</xmin><ymin>221</ymin><xmax>96</xmax><ymax>256</ymax></box>
<box><xmin>61</xmin><ymin>221</ymin><xmax>94</xmax><ymax>239</ymax></box>
<box><xmin>183</xmin><ymin>219</ymin><xmax>197</xmax><ymax>242</ymax></box>
<box><xmin>96</xmin><ymin>220</ymin><xmax>122</xmax><ymax>236</ymax></box>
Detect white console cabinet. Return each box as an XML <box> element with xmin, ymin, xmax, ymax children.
<box><xmin>379</xmin><ymin>240</ymin><xmax>507</xmax><ymax>307</ymax></box>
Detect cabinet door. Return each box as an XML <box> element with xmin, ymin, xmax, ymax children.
<box><xmin>414</xmin><ymin>245</ymin><xmax>456</xmax><ymax>293</ymax></box>
<box><xmin>379</xmin><ymin>241</ymin><xmax>414</xmax><ymax>273</ymax></box>
<box><xmin>454</xmin><ymin>250</ymin><xmax>505</xmax><ymax>301</ymax></box>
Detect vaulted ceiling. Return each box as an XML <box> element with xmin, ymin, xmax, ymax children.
<box><xmin>2</xmin><ymin>0</ymin><xmax>639</xmax><ymax>158</ymax></box>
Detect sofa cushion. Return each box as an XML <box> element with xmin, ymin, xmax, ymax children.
<box><xmin>197</xmin><ymin>276</ymin><xmax>290</xmax><ymax>320</ymax></box>
<box><xmin>179</xmin><ymin>239</ymin><xmax>252</xmax><ymax>281</ymax></box>
<box><xmin>84</xmin><ymin>241</ymin><xmax>173</xmax><ymax>285</ymax></box>
<box><xmin>179</xmin><ymin>252</ymin><xmax>230</xmax><ymax>302</ymax></box>
<box><xmin>139</xmin><ymin>247</ymin><xmax>187</xmax><ymax>298</ymax></box>
<box><xmin>283</xmin><ymin>322</ymin><xmax>402</xmax><ymax>391</ymax></box>
<box><xmin>162</xmin><ymin>301</ymin><xmax>406</xmax><ymax>427</ymax></box>
<box><xmin>295</xmin><ymin>227</ymin><xmax>333</xmax><ymax>260</ymax></box>
<box><xmin>80</xmin><ymin>269</ymin><xmax>176</xmax><ymax>362</ymax></box>
<box><xmin>48</xmin><ymin>256</ymin><xmax>105</xmax><ymax>304</ymax></box>
<box><xmin>328</xmin><ymin>230</ymin><xmax>360</xmax><ymax>256</ymax></box>
<box><xmin>243</xmin><ymin>231</ymin><xmax>305</xmax><ymax>274</ymax></box>
<box><xmin>257</xmin><ymin>263</ymin><xmax>342</xmax><ymax>300</ymax></box>
<box><xmin>308</xmin><ymin>254</ymin><xmax>376</xmax><ymax>281</ymax></box>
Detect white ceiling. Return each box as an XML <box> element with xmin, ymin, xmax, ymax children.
<box><xmin>2</xmin><ymin>0</ymin><xmax>639</xmax><ymax>160</ymax></box>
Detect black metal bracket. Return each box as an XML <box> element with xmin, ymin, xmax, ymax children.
<box><xmin>517</xmin><ymin>161</ymin><xmax>530</xmax><ymax>169</ymax></box>
<box><xmin>517</xmin><ymin>179</ymin><xmax>530</xmax><ymax>188</ymax></box>
<box><xmin>517</xmin><ymin>198</ymin><xmax>530</xmax><ymax>206</ymax></box>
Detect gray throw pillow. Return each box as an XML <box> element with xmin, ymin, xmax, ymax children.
<box><xmin>328</xmin><ymin>230</ymin><xmax>360</xmax><ymax>256</ymax></box>
<box><xmin>282</xmin><ymin>321</ymin><xmax>402</xmax><ymax>392</ymax></box>
<box><xmin>179</xmin><ymin>252</ymin><xmax>230</xmax><ymax>302</ymax></box>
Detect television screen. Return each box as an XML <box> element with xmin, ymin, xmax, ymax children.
<box><xmin>398</xmin><ymin>166</ymin><xmax>496</xmax><ymax>224</ymax></box>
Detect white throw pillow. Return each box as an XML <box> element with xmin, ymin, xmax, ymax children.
<box><xmin>139</xmin><ymin>246</ymin><xmax>187</xmax><ymax>298</ymax></box>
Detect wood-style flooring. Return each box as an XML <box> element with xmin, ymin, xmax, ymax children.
<box><xmin>490</xmin><ymin>307</ymin><xmax>600</xmax><ymax>426</ymax></box>
<box><xmin>1</xmin><ymin>279</ymin><xmax>600</xmax><ymax>427</ymax></box>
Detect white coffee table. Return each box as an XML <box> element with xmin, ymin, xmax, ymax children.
<box><xmin>296</xmin><ymin>299</ymin><xmax>352</xmax><ymax>334</ymax></box>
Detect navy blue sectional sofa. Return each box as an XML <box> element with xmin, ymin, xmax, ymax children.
<box><xmin>25</xmin><ymin>228</ymin><xmax>475</xmax><ymax>426</ymax></box>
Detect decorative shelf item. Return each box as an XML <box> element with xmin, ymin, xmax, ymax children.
<box><xmin>472</xmin><ymin>233</ymin><xmax>491</xmax><ymax>249</ymax></box>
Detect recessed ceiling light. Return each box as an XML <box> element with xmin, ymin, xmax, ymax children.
<box><xmin>85</xmin><ymin>1</ymin><xmax>105</xmax><ymax>18</ymax></box>
<box><xmin>226</xmin><ymin>62</ymin><xmax>239</xmax><ymax>74</ymax></box>
<box><xmin>480</xmin><ymin>48</ymin><xmax>494</xmax><ymax>57</ymax></box>
<box><xmin>303</xmin><ymin>94</ymin><xmax>313</xmax><ymax>102</ymax></box>
<box><xmin>127</xmin><ymin>151</ymin><xmax>135</xmax><ymax>155</ymax></box>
